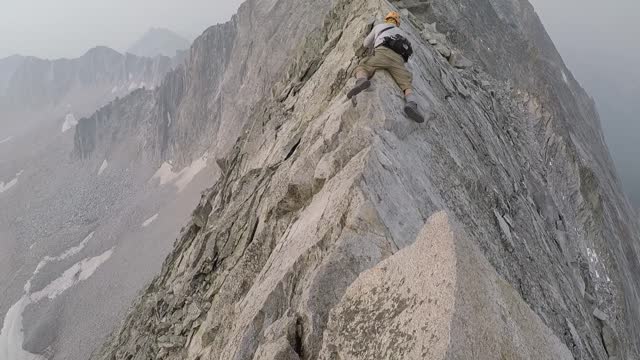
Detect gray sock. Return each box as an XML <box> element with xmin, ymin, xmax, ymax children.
<box><xmin>405</xmin><ymin>94</ymin><xmax>417</xmax><ymax>104</ymax></box>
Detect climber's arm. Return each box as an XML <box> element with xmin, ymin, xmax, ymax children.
<box><xmin>363</xmin><ymin>28</ymin><xmax>376</xmax><ymax>49</ymax></box>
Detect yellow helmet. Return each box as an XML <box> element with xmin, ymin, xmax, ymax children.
<box><xmin>385</xmin><ymin>11</ymin><xmax>401</xmax><ymax>26</ymax></box>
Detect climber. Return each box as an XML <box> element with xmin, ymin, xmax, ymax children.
<box><xmin>347</xmin><ymin>11</ymin><xmax>424</xmax><ymax>123</ymax></box>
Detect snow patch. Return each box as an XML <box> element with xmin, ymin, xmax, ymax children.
<box><xmin>151</xmin><ymin>154</ymin><xmax>208</xmax><ymax>192</ymax></box>
<box><xmin>0</xmin><ymin>136</ymin><xmax>12</xmax><ymax>145</ymax></box>
<box><xmin>142</xmin><ymin>214</ymin><xmax>159</xmax><ymax>227</ymax></box>
<box><xmin>98</xmin><ymin>160</ymin><xmax>108</xmax><ymax>176</ymax></box>
<box><xmin>25</xmin><ymin>232</ymin><xmax>94</xmax><ymax>292</ymax></box>
<box><xmin>61</xmin><ymin>113</ymin><xmax>78</xmax><ymax>133</ymax></box>
<box><xmin>30</xmin><ymin>249</ymin><xmax>114</xmax><ymax>302</ymax></box>
<box><xmin>111</xmin><ymin>86</ymin><xmax>118</xmax><ymax>94</ymax></box>
<box><xmin>0</xmin><ymin>235</ymin><xmax>110</xmax><ymax>360</ymax></box>
<box><xmin>562</xmin><ymin>71</ymin><xmax>568</xmax><ymax>84</ymax></box>
<box><xmin>0</xmin><ymin>170</ymin><xmax>24</xmax><ymax>194</ymax></box>
<box><xmin>128</xmin><ymin>82</ymin><xmax>138</xmax><ymax>91</ymax></box>
<box><xmin>0</xmin><ymin>297</ymin><xmax>42</xmax><ymax>360</ymax></box>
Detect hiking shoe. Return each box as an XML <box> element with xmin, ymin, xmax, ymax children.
<box><xmin>347</xmin><ymin>78</ymin><xmax>371</xmax><ymax>99</ymax></box>
<box><xmin>404</xmin><ymin>101</ymin><xmax>425</xmax><ymax>123</ymax></box>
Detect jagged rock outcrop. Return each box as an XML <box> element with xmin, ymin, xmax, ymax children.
<box><xmin>320</xmin><ymin>212</ymin><xmax>573</xmax><ymax>359</ymax></box>
<box><xmin>91</xmin><ymin>0</ymin><xmax>640</xmax><ymax>359</ymax></box>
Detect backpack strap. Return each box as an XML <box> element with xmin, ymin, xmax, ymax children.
<box><xmin>374</xmin><ymin>26</ymin><xmax>396</xmax><ymax>48</ymax></box>
<box><xmin>377</xmin><ymin>26</ymin><xmax>395</xmax><ymax>38</ymax></box>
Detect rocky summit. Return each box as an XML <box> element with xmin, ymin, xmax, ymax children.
<box><xmin>88</xmin><ymin>0</ymin><xmax>640</xmax><ymax>359</ymax></box>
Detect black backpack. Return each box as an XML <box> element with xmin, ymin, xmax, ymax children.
<box><xmin>381</xmin><ymin>34</ymin><xmax>414</xmax><ymax>62</ymax></box>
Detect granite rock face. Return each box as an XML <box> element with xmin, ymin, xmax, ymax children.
<box><xmin>91</xmin><ymin>0</ymin><xmax>640</xmax><ymax>359</ymax></box>
<box><xmin>320</xmin><ymin>212</ymin><xmax>574</xmax><ymax>360</ymax></box>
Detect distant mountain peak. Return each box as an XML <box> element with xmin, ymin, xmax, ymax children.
<box><xmin>127</xmin><ymin>28</ymin><xmax>190</xmax><ymax>58</ymax></box>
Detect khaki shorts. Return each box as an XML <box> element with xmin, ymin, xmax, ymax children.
<box><xmin>355</xmin><ymin>47</ymin><xmax>413</xmax><ymax>92</ymax></box>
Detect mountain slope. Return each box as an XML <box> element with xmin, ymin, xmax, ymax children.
<box><xmin>127</xmin><ymin>28</ymin><xmax>190</xmax><ymax>58</ymax></box>
<box><xmin>0</xmin><ymin>46</ymin><xmax>180</xmax><ymax>360</ymax></box>
<box><xmin>0</xmin><ymin>46</ymin><xmax>173</xmax><ymax>139</ymax></box>
<box><xmin>0</xmin><ymin>55</ymin><xmax>25</xmax><ymax>95</ymax></box>
<box><xmin>89</xmin><ymin>0</ymin><xmax>640</xmax><ymax>359</ymax></box>
<box><xmin>74</xmin><ymin>0</ymin><xmax>332</xmax><ymax>166</ymax></box>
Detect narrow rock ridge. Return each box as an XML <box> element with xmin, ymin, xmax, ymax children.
<box><xmin>92</xmin><ymin>0</ymin><xmax>640</xmax><ymax>359</ymax></box>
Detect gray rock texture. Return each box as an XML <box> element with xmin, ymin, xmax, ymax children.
<box><xmin>320</xmin><ymin>212</ymin><xmax>573</xmax><ymax>359</ymax></box>
<box><xmin>88</xmin><ymin>0</ymin><xmax>640</xmax><ymax>359</ymax></box>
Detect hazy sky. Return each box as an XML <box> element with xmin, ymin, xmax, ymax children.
<box><xmin>529</xmin><ymin>0</ymin><xmax>640</xmax><ymax>207</ymax></box>
<box><xmin>0</xmin><ymin>0</ymin><xmax>244</xmax><ymax>59</ymax></box>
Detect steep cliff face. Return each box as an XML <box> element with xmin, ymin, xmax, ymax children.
<box><xmin>0</xmin><ymin>47</ymin><xmax>174</xmax><ymax>140</ymax></box>
<box><xmin>91</xmin><ymin>0</ymin><xmax>640</xmax><ymax>359</ymax></box>
<box><xmin>0</xmin><ymin>55</ymin><xmax>25</xmax><ymax>95</ymax></box>
<box><xmin>74</xmin><ymin>0</ymin><xmax>333</xmax><ymax>165</ymax></box>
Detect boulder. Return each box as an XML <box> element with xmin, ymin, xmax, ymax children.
<box><xmin>449</xmin><ymin>52</ymin><xmax>473</xmax><ymax>69</ymax></box>
<box><xmin>593</xmin><ymin>307</ymin><xmax>609</xmax><ymax>321</ymax></box>
<box><xmin>435</xmin><ymin>44</ymin><xmax>452</xmax><ymax>58</ymax></box>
